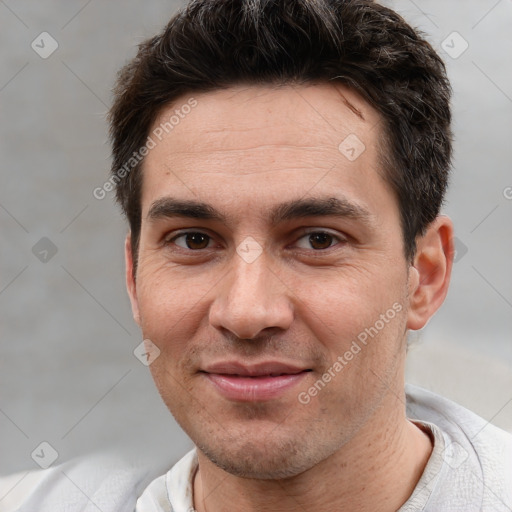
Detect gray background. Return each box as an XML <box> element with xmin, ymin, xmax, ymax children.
<box><xmin>1</xmin><ymin>0</ymin><xmax>511</xmax><ymax>478</ymax></box>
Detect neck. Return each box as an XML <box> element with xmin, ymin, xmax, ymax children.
<box><xmin>193</xmin><ymin>387</ymin><xmax>433</xmax><ymax>512</ymax></box>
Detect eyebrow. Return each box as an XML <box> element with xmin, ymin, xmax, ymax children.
<box><xmin>147</xmin><ymin>196</ymin><xmax>373</xmax><ymax>226</ymax></box>
<box><xmin>270</xmin><ymin>196</ymin><xmax>371</xmax><ymax>225</ymax></box>
<box><xmin>147</xmin><ymin>198</ymin><xmax>228</xmax><ymax>223</ymax></box>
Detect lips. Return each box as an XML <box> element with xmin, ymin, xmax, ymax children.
<box><xmin>200</xmin><ymin>361</ymin><xmax>312</xmax><ymax>401</ymax></box>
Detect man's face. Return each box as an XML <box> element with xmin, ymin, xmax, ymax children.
<box><xmin>127</xmin><ymin>83</ymin><xmax>417</xmax><ymax>479</ymax></box>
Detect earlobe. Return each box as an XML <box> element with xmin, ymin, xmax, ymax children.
<box><xmin>406</xmin><ymin>216</ymin><xmax>454</xmax><ymax>331</ymax></box>
<box><xmin>125</xmin><ymin>234</ymin><xmax>141</xmax><ymax>326</ymax></box>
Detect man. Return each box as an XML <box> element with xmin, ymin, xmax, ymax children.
<box><xmin>2</xmin><ymin>0</ymin><xmax>511</xmax><ymax>510</ymax></box>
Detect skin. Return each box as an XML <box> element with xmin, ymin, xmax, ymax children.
<box><xmin>125</xmin><ymin>83</ymin><xmax>454</xmax><ymax>511</ymax></box>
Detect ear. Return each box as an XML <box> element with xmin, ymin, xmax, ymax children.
<box><xmin>406</xmin><ymin>216</ymin><xmax>454</xmax><ymax>331</ymax></box>
<box><xmin>125</xmin><ymin>233</ymin><xmax>141</xmax><ymax>326</ymax></box>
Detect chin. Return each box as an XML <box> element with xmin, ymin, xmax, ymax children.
<box><xmin>195</xmin><ymin>430</ymin><xmax>330</xmax><ymax>480</ymax></box>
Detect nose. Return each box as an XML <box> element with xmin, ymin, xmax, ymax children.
<box><xmin>208</xmin><ymin>248</ymin><xmax>294</xmax><ymax>340</ymax></box>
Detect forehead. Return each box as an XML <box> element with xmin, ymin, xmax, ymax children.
<box><xmin>151</xmin><ymin>82</ymin><xmax>380</xmax><ymax>150</ymax></box>
<box><xmin>140</xmin><ymin>83</ymin><xmax>390</xmax><ymax>219</ymax></box>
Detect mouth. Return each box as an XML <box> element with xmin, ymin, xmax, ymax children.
<box><xmin>200</xmin><ymin>361</ymin><xmax>313</xmax><ymax>401</ymax></box>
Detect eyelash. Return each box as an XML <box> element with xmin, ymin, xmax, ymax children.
<box><xmin>164</xmin><ymin>229</ymin><xmax>347</xmax><ymax>252</ymax></box>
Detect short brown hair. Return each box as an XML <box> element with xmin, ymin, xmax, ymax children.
<box><xmin>108</xmin><ymin>0</ymin><xmax>452</xmax><ymax>269</ymax></box>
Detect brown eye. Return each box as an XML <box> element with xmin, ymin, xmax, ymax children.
<box><xmin>172</xmin><ymin>232</ymin><xmax>212</xmax><ymax>250</ymax></box>
<box><xmin>308</xmin><ymin>232</ymin><xmax>334</xmax><ymax>250</ymax></box>
<box><xmin>186</xmin><ymin>233</ymin><xmax>210</xmax><ymax>249</ymax></box>
<box><xmin>295</xmin><ymin>230</ymin><xmax>343</xmax><ymax>251</ymax></box>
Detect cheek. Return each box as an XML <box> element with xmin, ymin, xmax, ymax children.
<box><xmin>294</xmin><ymin>266</ymin><xmax>408</xmax><ymax>389</ymax></box>
<box><xmin>135</xmin><ymin>271</ymin><xmax>205</xmax><ymax>368</ymax></box>
<box><xmin>294</xmin><ymin>263</ymin><xmax>405</xmax><ymax>336</ymax></box>
<box><xmin>136</xmin><ymin>258</ymin><xmax>211</xmax><ymax>325</ymax></box>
